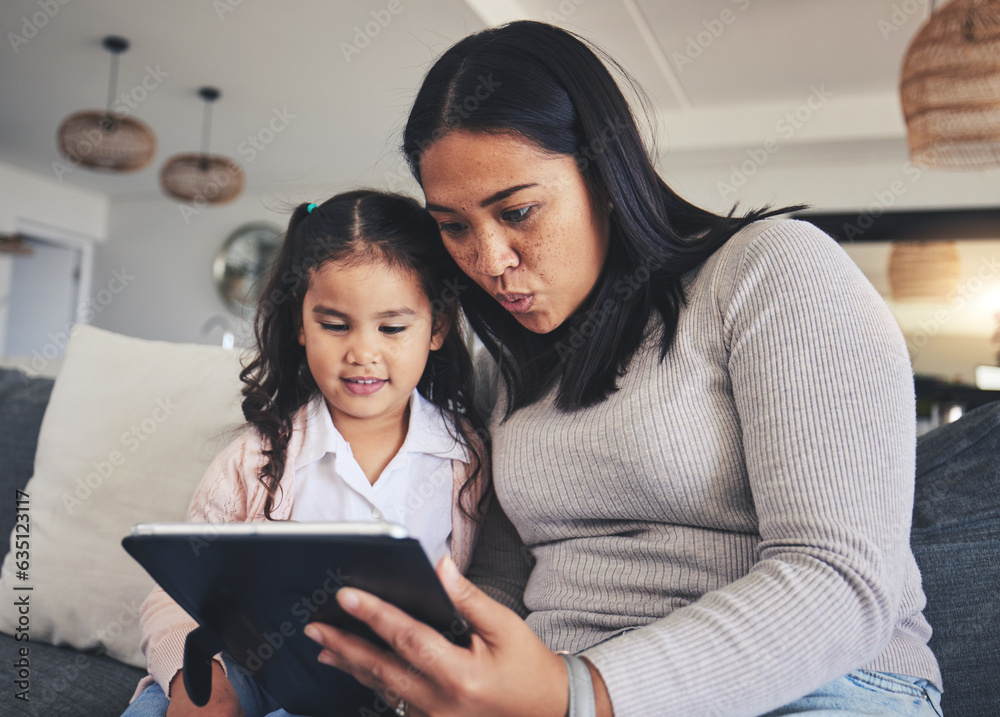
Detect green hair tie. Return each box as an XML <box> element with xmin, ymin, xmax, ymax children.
<box><xmin>307</xmin><ymin>203</ymin><xmax>318</xmax><ymax>213</ymax></box>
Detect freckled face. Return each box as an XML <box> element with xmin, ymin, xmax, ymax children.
<box><xmin>420</xmin><ymin>130</ymin><xmax>610</xmax><ymax>334</ymax></box>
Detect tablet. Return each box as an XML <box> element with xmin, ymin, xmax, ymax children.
<box><xmin>123</xmin><ymin>522</ymin><xmax>471</xmax><ymax>717</ymax></box>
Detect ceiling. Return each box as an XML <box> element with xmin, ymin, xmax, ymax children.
<box><xmin>0</xmin><ymin>0</ymin><xmax>929</xmax><ymax>201</ymax></box>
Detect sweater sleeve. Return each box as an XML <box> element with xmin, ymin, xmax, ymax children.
<box><xmin>465</xmin><ymin>490</ymin><xmax>534</xmax><ymax>617</ymax></box>
<box><xmin>582</xmin><ymin>220</ymin><xmax>917</xmax><ymax>715</ymax></box>
<box><xmin>466</xmin><ymin>345</ymin><xmax>535</xmax><ymax>615</ymax></box>
<box><xmin>137</xmin><ymin>432</ymin><xmax>262</xmax><ymax>697</ymax></box>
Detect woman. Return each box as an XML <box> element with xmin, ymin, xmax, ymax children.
<box><xmin>306</xmin><ymin>21</ymin><xmax>943</xmax><ymax>717</ymax></box>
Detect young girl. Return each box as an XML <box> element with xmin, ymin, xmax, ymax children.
<box><xmin>123</xmin><ymin>189</ymin><xmax>489</xmax><ymax>717</ymax></box>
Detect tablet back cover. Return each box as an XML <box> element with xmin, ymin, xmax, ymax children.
<box><xmin>123</xmin><ymin>529</ymin><xmax>469</xmax><ymax>716</ymax></box>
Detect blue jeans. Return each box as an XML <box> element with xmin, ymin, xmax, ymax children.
<box><xmin>121</xmin><ymin>653</ymin><xmax>300</xmax><ymax>717</ymax></box>
<box><xmin>763</xmin><ymin>670</ymin><xmax>943</xmax><ymax>716</ymax></box>
<box><xmin>124</xmin><ymin>657</ymin><xmax>942</xmax><ymax>716</ymax></box>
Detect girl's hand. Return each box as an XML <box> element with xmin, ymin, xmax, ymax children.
<box><xmin>305</xmin><ymin>556</ymin><xmax>609</xmax><ymax>717</ymax></box>
<box><xmin>165</xmin><ymin>663</ymin><xmax>245</xmax><ymax>717</ymax></box>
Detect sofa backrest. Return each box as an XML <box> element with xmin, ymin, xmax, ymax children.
<box><xmin>911</xmin><ymin>399</ymin><xmax>1000</xmax><ymax>717</ymax></box>
<box><xmin>0</xmin><ymin>368</ymin><xmax>54</xmax><ymax>555</ymax></box>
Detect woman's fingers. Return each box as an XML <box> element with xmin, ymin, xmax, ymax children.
<box><xmin>434</xmin><ymin>556</ymin><xmax>570</xmax><ymax>715</ymax></box>
<box><xmin>306</xmin><ymin>620</ymin><xmax>436</xmax><ymax>708</ymax></box>
<box><xmin>336</xmin><ymin>583</ymin><xmax>458</xmax><ymax>666</ymax></box>
<box><xmin>305</xmin><ymin>588</ymin><xmax>461</xmax><ymax>711</ymax></box>
<box><xmin>304</xmin><ymin>557</ymin><xmax>567</xmax><ymax>716</ymax></box>
<box><xmin>435</xmin><ymin>554</ymin><xmax>515</xmax><ymax>644</ymax></box>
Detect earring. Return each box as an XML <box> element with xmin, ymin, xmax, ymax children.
<box><xmin>607</xmin><ymin>200</ymin><xmax>614</xmax><ymax>212</ymax></box>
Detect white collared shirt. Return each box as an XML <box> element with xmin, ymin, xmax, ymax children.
<box><xmin>290</xmin><ymin>390</ymin><xmax>467</xmax><ymax>565</ymax></box>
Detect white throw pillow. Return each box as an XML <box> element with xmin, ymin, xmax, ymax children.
<box><xmin>0</xmin><ymin>325</ymin><xmax>246</xmax><ymax>667</ymax></box>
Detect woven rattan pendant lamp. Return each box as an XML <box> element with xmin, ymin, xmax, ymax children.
<box><xmin>56</xmin><ymin>36</ymin><xmax>156</xmax><ymax>172</ymax></box>
<box><xmin>887</xmin><ymin>241</ymin><xmax>962</xmax><ymax>301</ymax></box>
<box><xmin>900</xmin><ymin>0</ymin><xmax>1000</xmax><ymax>170</ymax></box>
<box><xmin>160</xmin><ymin>87</ymin><xmax>244</xmax><ymax>204</ymax></box>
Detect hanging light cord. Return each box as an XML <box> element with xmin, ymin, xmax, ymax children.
<box><xmin>201</xmin><ymin>99</ymin><xmax>213</xmax><ymax>161</ymax></box>
<box><xmin>195</xmin><ymin>88</ymin><xmax>221</xmax><ymax>172</ymax></box>
<box><xmin>105</xmin><ymin>50</ymin><xmax>120</xmax><ymax>115</ymax></box>
<box><xmin>99</xmin><ymin>36</ymin><xmax>129</xmax><ymax>129</ymax></box>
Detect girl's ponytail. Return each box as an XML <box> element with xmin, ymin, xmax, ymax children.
<box><xmin>239</xmin><ymin>201</ymin><xmax>321</xmax><ymax>518</ymax></box>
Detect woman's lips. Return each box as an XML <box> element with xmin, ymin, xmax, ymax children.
<box><xmin>497</xmin><ymin>293</ymin><xmax>534</xmax><ymax>313</ymax></box>
<box><xmin>341</xmin><ymin>377</ymin><xmax>386</xmax><ymax>395</ymax></box>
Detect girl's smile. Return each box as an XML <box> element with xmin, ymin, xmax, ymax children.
<box><xmin>298</xmin><ymin>258</ymin><xmax>447</xmax><ymax>436</ymax></box>
<box><xmin>341</xmin><ymin>377</ymin><xmax>387</xmax><ymax>395</ymax></box>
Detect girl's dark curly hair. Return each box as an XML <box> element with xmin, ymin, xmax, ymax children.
<box><xmin>240</xmin><ymin>189</ymin><xmax>489</xmax><ymax>520</ymax></box>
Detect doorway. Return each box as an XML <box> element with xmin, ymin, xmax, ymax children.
<box><xmin>0</xmin><ymin>224</ymin><xmax>94</xmax><ymax>375</ymax></box>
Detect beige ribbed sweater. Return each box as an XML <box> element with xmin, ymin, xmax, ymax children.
<box><xmin>467</xmin><ymin>219</ymin><xmax>940</xmax><ymax>716</ymax></box>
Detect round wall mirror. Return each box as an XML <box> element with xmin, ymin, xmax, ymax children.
<box><xmin>213</xmin><ymin>222</ymin><xmax>283</xmax><ymax>316</ymax></box>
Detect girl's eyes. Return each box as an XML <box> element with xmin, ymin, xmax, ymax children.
<box><xmin>319</xmin><ymin>323</ymin><xmax>407</xmax><ymax>335</ymax></box>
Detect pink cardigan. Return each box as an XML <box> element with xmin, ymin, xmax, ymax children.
<box><xmin>132</xmin><ymin>403</ymin><xmax>485</xmax><ymax>700</ymax></box>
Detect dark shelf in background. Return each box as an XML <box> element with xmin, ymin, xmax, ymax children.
<box><xmin>795</xmin><ymin>207</ymin><xmax>1000</xmax><ymax>244</ymax></box>
<box><xmin>915</xmin><ymin>376</ymin><xmax>1000</xmax><ymax>411</ymax></box>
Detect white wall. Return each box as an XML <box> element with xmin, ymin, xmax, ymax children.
<box><xmin>0</xmin><ymin>160</ymin><xmax>108</xmax><ymax>238</ymax></box>
<box><xmin>0</xmin><ymin>160</ymin><xmax>107</xmax><ymax>363</ymax></box>
<box><xmin>653</xmin><ymin>89</ymin><xmax>1000</xmax><ymax>216</ymax></box>
<box><xmin>663</xmin><ymin>150</ymin><xmax>1000</xmax><ymax>218</ymax></box>
<box><xmin>92</xmin><ymin>191</ymin><xmax>305</xmax><ymax>347</ymax></box>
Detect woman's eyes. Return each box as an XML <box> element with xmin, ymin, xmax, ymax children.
<box><xmin>501</xmin><ymin>206</ymin><xmax>533</xmax><ymax>223</ymax></box>
<box><xmin>320</xmin><ymin>323</ymin><xmax>348</xmax><ymax>333</ymax></box>
<box><xmin>380</xmin><ymin>326</ymin><xmax>407</xmax><ymax>335</ymax></box>
<box><xmin>438</xmin><ymin>221</ymin><xmax>466</xmax><ymax>236</ymax></box>
<box><xmin>437</xmin><ymin>205</ymin><xmax>534</xmax><ymax>236</ymax></box>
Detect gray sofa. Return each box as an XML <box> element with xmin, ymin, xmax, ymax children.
<box><xmin>1</xmin><ymin>365</ymin><xmax>998</xmax><ymax>716</ymax></box>
<box><xmin>0</xmin><ymin>368</ymin><xmax>146</xmax><ymax>716</ymax></box>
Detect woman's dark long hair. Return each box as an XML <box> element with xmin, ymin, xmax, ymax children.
<box><xmin>240</xmin><ymin>189</ymin><xmax>489</xmax><ymax>519</ymax></box>
<box><xmin>403</xmin><ymin>21</ymin><xmax>804</xmax><ymax>414</ymax></box>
